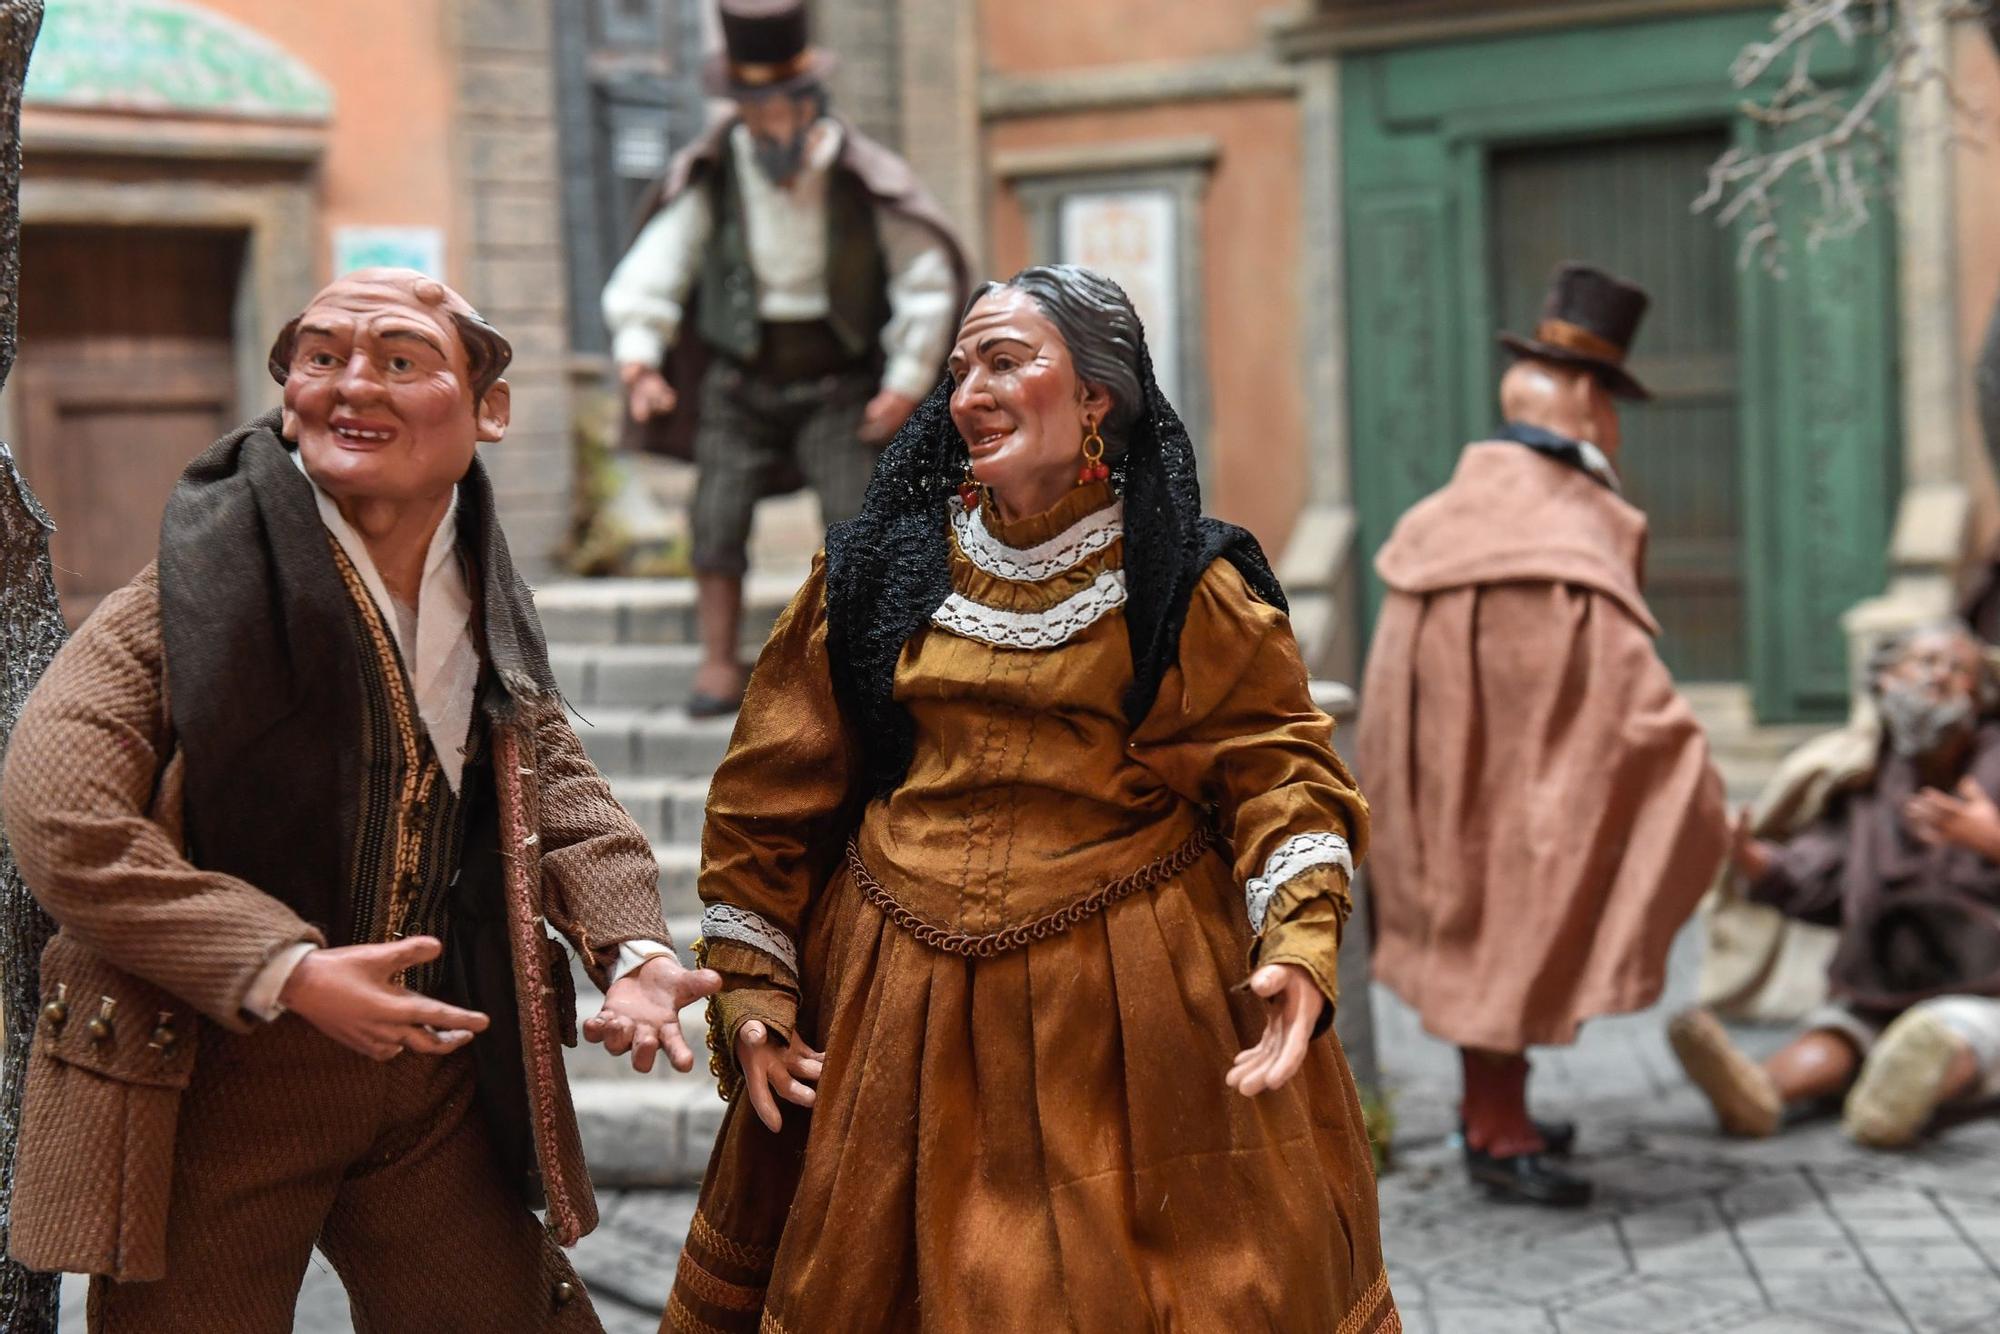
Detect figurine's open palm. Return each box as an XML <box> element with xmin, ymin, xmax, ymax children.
<box><xmin>584</xmin><ymin>955</ymin><xmax>722</xmax><ymax>1074</ymax></box>
<box><xmin>1226</xmin><ymin>963</ymin><xmax>1323</xmax><ymax>1097</ymax></box>
<box><xmin>737</xmin><ymin>1020</ymin><xmax>823</xmax><ymax>1133</ymax></box>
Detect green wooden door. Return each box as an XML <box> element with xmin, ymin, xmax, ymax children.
<box><xmin>1342</xmin><ymin>10</ymin><xmax>1901</xmax><ymax>720</ymax></box>
<box><xmin>1490</xmin><ymin>129</ymin><xmax>1743</xmax><ymax>680</ymax></box>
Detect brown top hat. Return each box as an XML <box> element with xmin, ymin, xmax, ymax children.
<box><xmin>706</xmin><ymin>0</ymin><xmax>836</xmax><ymax>98</ymax></box>
<box><xmin>1498</xmin><ymin>263</ymin><xmax>1653</xmax><ymax>401</ymax></box>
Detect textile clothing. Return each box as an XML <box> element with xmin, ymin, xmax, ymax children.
<box><xmin>689</xmin><ymin>358</ymin><xmax>877</xmax><ymax>575</ymax></box>
<box><xmin>1748</xmin><ymin>723</ymin><xmax>2000</xmax><ymax>1011</ymax></box>
<box><xmin>86</xmin><ymin>1020</ymin><xmax>600</xmax><ymax>1334</ymax></box>
<box><xmin>1361</xmin><ymin>442</ymin><xmax>1728</xmax><ymax>1051</ymax></box>
<box><xmin>1803</xmin><ymin>996</ymin><xmax>2000</xmax><ymax>1098</ymax></box>
<box><xmin>605</xmin><ymin>117</ymin><xmax>966</xmax><ymax>410</ymax></box>
<box><xmin>670</xmin><ymin>483</ymin><xmax>1395</xmax><ymax>1333</ymax></box>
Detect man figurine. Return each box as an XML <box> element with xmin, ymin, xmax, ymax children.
<box><xmin>0</xmin><ymin>269</ymin><xmax>721</xmax><ymax>1330</ymax></box>
<box><xmin>603</xmin><ymin>0</ymin><xmax>967</xmax><ymax>716</ymax></box>
<box><xmin>1673</xmin><ymin>622</ymin><xmax>2000</xmax><ymax>1148</ymax></box>
<box><xmin>1358</xmin><ymin>263</ymin><xmax>1729</xmax><ymax>1206</ymax></box>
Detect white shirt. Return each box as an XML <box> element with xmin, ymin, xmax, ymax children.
<box><xmin>243</xmin><ymin>462</ymin><xmax>673</xmax><ymax>1020</ymax></box>
<box><xmin>601</xmin><ymin>120</ymin><xmax>958</xmax><ymax>402</ymax></box>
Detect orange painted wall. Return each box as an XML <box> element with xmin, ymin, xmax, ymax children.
<box><xmin>1954</xmin><ymin>25</ymin><xmax>2000</xmax><ymax>549</ymax></box>
<box><xmin>987</xmin><ymin>98</ymin><xmax>1308</xmax><ymax>552</ymax></box>
<box><xmin>981</xmin><ymin>0</ymin><xmax>1290</xmax><ymax>75</ymax></box>
<box><xmin>195</xmin><ymin>0</ymin><xmax>458</xmax><ymax>283</ymax></box>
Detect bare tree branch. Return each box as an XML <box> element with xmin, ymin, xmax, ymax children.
<box><xmin>1698</xmin><ymin>0</ymin><xmax>1986</xmax><ymax>273</ymax></box>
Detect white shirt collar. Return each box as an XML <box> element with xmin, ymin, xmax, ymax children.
<box><xmin>292</xmin><ymin>450</ymin><xmax>481</xmax><ymax>793</ymax></box>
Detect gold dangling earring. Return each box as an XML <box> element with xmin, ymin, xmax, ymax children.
<box><xmin>1077</xmin><ymin>417</ymin><xmax>1108</xmax><ymax>486</ymax></box>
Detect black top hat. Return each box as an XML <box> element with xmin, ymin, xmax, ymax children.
<box><xmin>1498</xmin><ymin>263</ymin><xmax>1653</xmax><ymax>401</ymax></box>
<box><xmin>706</xmin><ymin>0</ymin><xmax>836</xmax><ymax>99</ymax></box>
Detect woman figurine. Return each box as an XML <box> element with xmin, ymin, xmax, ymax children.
<box><xmin>668</xmin><ymin>266</ymin><xmax>1397</xmax><ymax>1333</ymax></box>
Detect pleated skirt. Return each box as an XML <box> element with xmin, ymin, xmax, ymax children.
<box><xmin>666</xmin><ymin>846</ymin><xmax>1400</xmax><ymax>1334</ymax></box>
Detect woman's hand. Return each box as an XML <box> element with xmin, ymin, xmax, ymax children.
<box><xmin>737</xmin><ymin>1019</ymin><xmax>824</xmax><ymax>1132</ymax></box>
<box><xmin>1905</xmin><ymin>776</ymin><xmax>2000</xmax><ymax>861</ymax></box>
<box><xmin>1226</xmin><ymin>962</ymin><xmax>1324</xmax><ymax>1097</ymax></box>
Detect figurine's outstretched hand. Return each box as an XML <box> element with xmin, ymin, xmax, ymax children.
<box><xmin>620</xmin><ymin>362</ymin><xmax>677</xmax><ymax>422</ymax></box>
<box><xmin>858</xmin><ymin>388</ymin><xmax>919</xmax><ymax>443</ymax></box>
<box><xmin>1225</xmin><ymin>962</ymin><xmax>1322</xmax><ymax>1097</ymax></box>
<box><xmin>278</xmin><ymin>936</ymin><xmax>490</xmax><ymax>1062</ymax></box>
<box><xmin>737</xmin><ymin>1020</ymin><xmax>822</xmax><ymax>1133</ymax></box>
<box><xmin>584</xmin><ymin>953</ymin><xmax>722</xmax><ymax>1074</ymax></box>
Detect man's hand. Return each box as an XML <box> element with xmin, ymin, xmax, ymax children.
<box><xmin>620</xmin><ymin>362</ymin><xmax>677</xmax><ymax>422</ymax></box>
<box><xmin>858</xmin><ymin>389</ymin><xmax>919</xmax><ymax>444</ymax></box>
<box><xmin>1728</xmin><ymin>804</ymin><xmax>1775</xmax><ymax>886</ymax></box>
<box><xmin>582</xmin><ymin>953</ymin><xmax>722</xmax><ymax>1074</ymax></box>
<box><xmin>737</xmin><ymin>1019</ymin><xmax>823</xmax><ymax>1132</ymax></box>
<box><xmin>1226</xmin><ymin>963</ymin><xmax>1324</xmax><ymax>1097</ymax></box>
<box><xmin>278</xmin><ymin>936</ymin><xmax>490</xmax><ymax>1062</ymax></box>
<box><xmin>1905</xmin><ymin>776</ymin><xmax>2000</xmax><ymax>861</ymax></box>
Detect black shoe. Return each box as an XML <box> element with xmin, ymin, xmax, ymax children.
<box><xmin>686</xmin><ymin>689</ymin><xmax>745</xmax><ymax>719</ymax></box>
<box><xmin>1458</xmin><ymin>1118</ymin><xmax>1576</xmax><ymax>1156</ymax></box>
<box><xmin>1463</xmin><ymin>1145</ymin><xmax>1594</xmax><ymax>1207</ymax></box>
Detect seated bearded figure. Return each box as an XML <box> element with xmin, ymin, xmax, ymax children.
<box><xmin>1672</xmin><ymin>621</ymin><xmax>2000</xmax><ymax>1147</ymax></box>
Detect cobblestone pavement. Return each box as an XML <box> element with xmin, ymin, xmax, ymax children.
<box><xmin>57</xmin><ymin>928</ymin><xmax>2000</xmax><ymax>1331</ymax></box>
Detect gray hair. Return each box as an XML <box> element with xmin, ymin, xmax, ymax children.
<box><xmin>1866</xmin><ymin>619</ymin><xmax>2000</xmax><ymax>713</ymax></box>
<box><xmin>964</xmin><ymin>265</ymin><xmax>1146</xmax><ymax>445</ymax></box>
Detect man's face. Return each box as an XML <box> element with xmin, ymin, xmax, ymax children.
<box><xmin>1877</xmin><ymin>629</ymin><xmax>1984</xmax><ymax>759</ymax></box>
<box><xmin>281</xmin><ymin>272</ymin><xmax>505</xmax><ymax>505</ymax></box>
<box><xmin>737</xmin><ymin>90</ymin><xmax>818</xmax><ymax>183</ymax></box>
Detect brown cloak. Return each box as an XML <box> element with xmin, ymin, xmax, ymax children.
<box><xmin>1358</xmin><ymin>443</ymin><xmax>1728</xmax><ymax>1051</ymax></box>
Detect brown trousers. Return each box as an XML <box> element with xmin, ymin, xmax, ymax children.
<box><xmin>88</xmin><ymin>1017</ymin><xmax>602</xmax><ymax>1334</ymax></box>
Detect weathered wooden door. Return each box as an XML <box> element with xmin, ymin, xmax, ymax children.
<box><xmin>1490</xmin><ymin>130</ymin><xmax>1743</xmax><ymax>680</ymax></box>
<box><xmin>1342</xmin><ymin>9</ymin><xmax>1901</xmax><ymax>720</ymax></box>
<box><xmin>8</xmin><ymin>225</ymin><xmax>242</xmax><ymax>621</ymax></box>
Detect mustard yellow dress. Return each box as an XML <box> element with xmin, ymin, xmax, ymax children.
<box><xmin>669</xmin><ymin>482</ymin><xmax>1397</xmax><ymax>1334</ymax></box>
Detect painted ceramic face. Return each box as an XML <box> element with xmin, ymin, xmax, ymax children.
<box><xmin>737</xmin><ymin>91</ymin><xmax>818</xmax><ymax>182</ymax></box>
<box><xmin>1877</xmin><ymin>628</ymin><xmax>1985</xmax><ymax>759</ymax></box>
<box><xmin>282</xmin><ymin>273</ymin><xmax>498</xmax><ymax>506</ymax></box>
<box><xmin>947</xmin><ymin>288</ymin><xmax>1108</xmax><ymax>515</ymax></box>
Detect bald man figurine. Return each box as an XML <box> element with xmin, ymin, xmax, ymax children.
<box><xmin>1358</xmin><ymin>264</ymin><xmax>1728</xmax><ymax>1207</ymax></box>
<box><xmin>0</xmin><ymin>271</ymin><xmax>720</xmax><ymax>1330</ymax></box>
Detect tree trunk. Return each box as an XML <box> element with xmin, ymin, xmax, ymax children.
<box><xmin>0</xmin><ymin>3</ymin><xmax>61</xmax><ymax>1329</ymax></box>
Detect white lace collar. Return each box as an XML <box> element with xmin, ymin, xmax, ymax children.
<box><xmin>951</xmin><ymin>496</ymin><xmax>1124</xmax><ymax>583</ymax></box>
<box><xmin>931</xmin><ymin>568</ymin><xmax>1127</xmax><ymax>650</ymax></box>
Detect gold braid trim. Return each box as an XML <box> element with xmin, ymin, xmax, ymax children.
<box><xmin>667</xmin><ymin>1292</ymin><xmax>740</xmax><ymax>1334</ymax></box>
<box><xmin>845</xmin><ymin>820</ymin><xmax>1216</xmax><ymax>959</ymax></box>
<box><xmin>677</xmin><ymin>1256</ymin><xmax>766</xmax><ymax>1312</ymax></box>
<box><xmin>687</xmin><ymin>1209</ymin><xmax>778</xmax><ymax>1270</ymax></box>
<box><xmin>326</xmin><ymin>538</ymin><xmax>438</xmax><ymax>944</ymax></box>
<box><xmin>695</xmin><ymin>939</ymin><xmax>743</xmax><ymax>1103</ymax></box>
<box><xmin>1337</xmin><ymin>1270</ymin><xmax>1400</xmax><ymax>1334</ymax></box>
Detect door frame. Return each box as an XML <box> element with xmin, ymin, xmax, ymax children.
<box><xmin>1341</xmin><ymin>9</ymin><xmax>1901</xmax><ymax>720</ymax></box>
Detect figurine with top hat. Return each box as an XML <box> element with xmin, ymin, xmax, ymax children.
<box><xmin>602</xmin><ymin>0</ymin><xmax>968</xmax><ymax>718</ymax></box>
<box><xmin>1357</xmin><ymin>261</ymin><xmax>1731</xmax><ymax>1207</ymax></box>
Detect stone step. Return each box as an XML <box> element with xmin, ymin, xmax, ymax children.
<box><xmin>534</xmin><ymin>572</ymin><xmax>806</xmax><ymax>647</ymax></box>
<box><xmin>551</xmin><ymin>642</ymin><xmax>702</xmax><ymax>710</ymax></box>
<box><xmin>616</xmin><ymin>774</ymin><xmax>711</xmax><ymax>846</ymax></box>
<box><xmin>655</xmin><ymin>844</ymin><xmax>701</xmax><ymax>919</ymax></box>
<box><xmin>574</xmin><ymin>706</ymin><xmax>736</xmax><ymax>778</ymax></box>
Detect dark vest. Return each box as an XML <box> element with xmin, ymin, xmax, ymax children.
<box><xmin>694</xmin><ymin>138</ymin><xmax>892</xmax><ymax>367</ymax></box>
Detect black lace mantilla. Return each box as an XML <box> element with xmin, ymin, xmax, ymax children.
<box><xmin>824</xmin><ymin>338</ymin><xmax>1284</xmax><ymax>798</ymax></box>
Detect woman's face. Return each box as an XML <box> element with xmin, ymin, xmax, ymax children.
<box><xmin>948</xmin><ymin>288</ymin><xmax>1111</xmax><ymax>519</ymax></box>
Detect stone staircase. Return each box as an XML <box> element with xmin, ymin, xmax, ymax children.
<box><xmin>535</xmin><ymin>571</ymin><xmax>808</xmax><ymax>1187</ymax></box>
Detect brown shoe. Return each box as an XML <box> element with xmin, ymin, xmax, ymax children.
<box><xmin>1843</xmin><ymin>1010</ymin><xmax>1961</xmax><ymax>1149</ymax></box>
<box><xmin>1668</xmin><ymin>1008</ymin><xmax>1782</xmax><ymax>1138</ymax></box>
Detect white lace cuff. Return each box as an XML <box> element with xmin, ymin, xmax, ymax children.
<box><xmin>1245</xmin><ymin>832</ymin><xmax>1354</xmax><ymax>935</ymax></box>
<box><xmin>700</xmin><ymin>904</ymin><xmax>799</xmax><ymax>976</ymax></box>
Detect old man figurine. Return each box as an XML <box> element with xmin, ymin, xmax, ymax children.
<box><xmin>603</xmin><ymin>0</ymin><xmax>966</xmax><ymax>716</ymax></box>
<box><xmin>0</xmin><ymin>270</ymin><xmax>720</xmax><ymax>1330</ymax></box>
<box><xmin>1672</xmin><ymin>622</ymin><xmax>2000</xmax><ymax>1147</ymax></box>
<box><xmin>1359</xmin><ymin>263</ymin><xmax>1729</xmax><ymax>1206</ymax></box>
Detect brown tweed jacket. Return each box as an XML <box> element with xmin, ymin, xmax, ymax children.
<box><xmin>0</xmin><ymin>564</ymin><xmax>672</xmax><ymax>1281</ymax></box>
